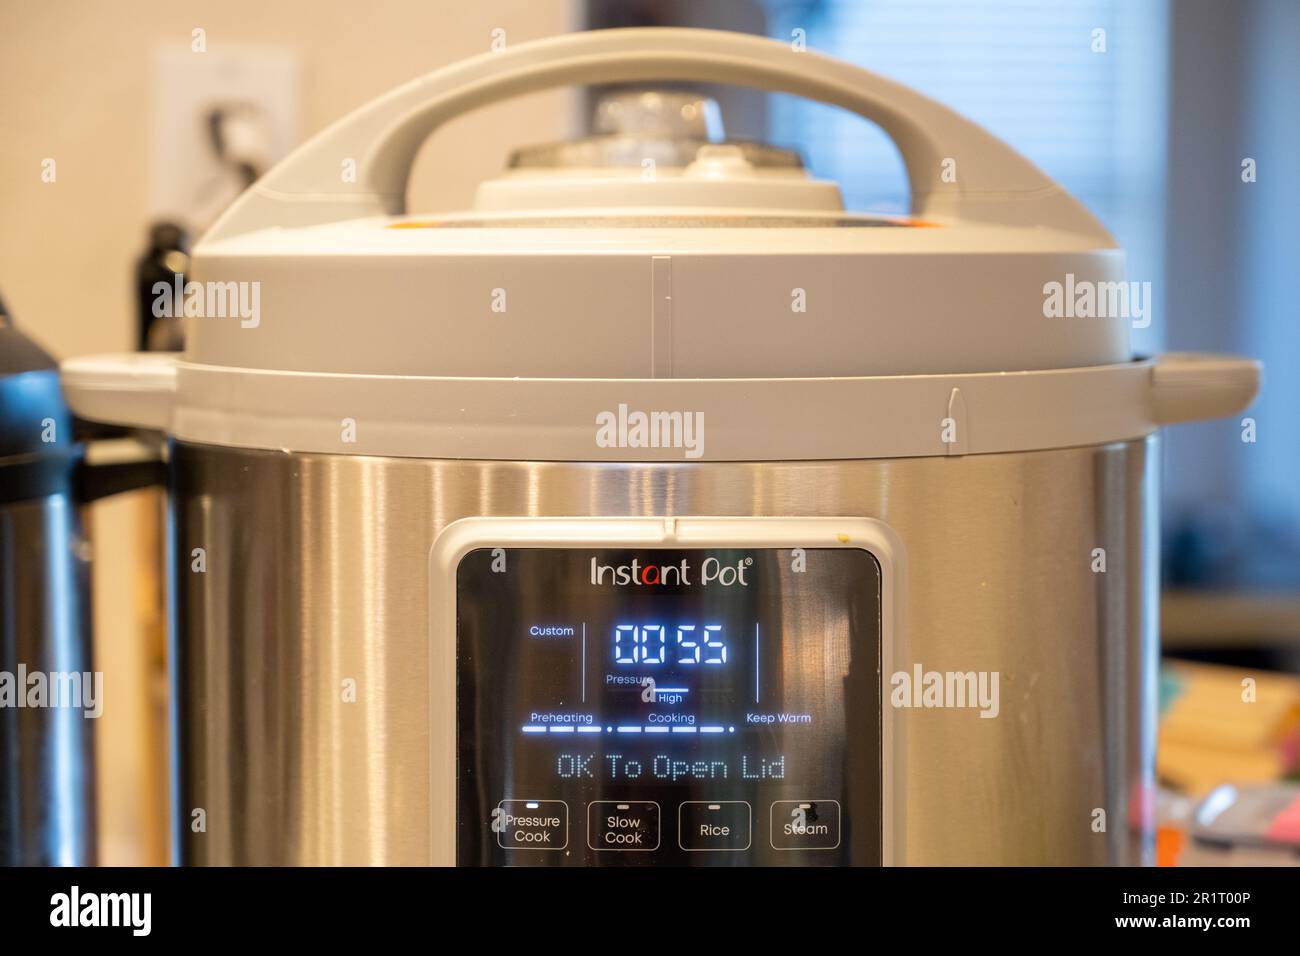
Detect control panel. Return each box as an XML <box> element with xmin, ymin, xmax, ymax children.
<box><xmin>453</xmin><ymin>540</ymin><xmax>882</xmax><ymax>866</ymax></box>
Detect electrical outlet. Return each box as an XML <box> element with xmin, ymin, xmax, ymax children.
<box><xmin>151</xmin><ymin>46</ymin><xmax>299</xmax><ymax>232</ymax></box>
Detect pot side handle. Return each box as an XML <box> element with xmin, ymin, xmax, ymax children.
<box><xmin>1148</xmin><ymin>352</ymin><xmax>1261</xmax><ymax>425</ymax></box>
<box><xmin>60</xmin><ymin>352</ymin><xmax>178</xmax><ymax>430</ymax></box>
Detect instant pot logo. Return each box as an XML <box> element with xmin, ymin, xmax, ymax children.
<box><xmin>152</xmin><ymin>273</ymin><xmax>261</xmax><ymax>329</ymax></box>
<box><xmin>590</xmin><ymin>555</ymin><xmax>751</xmax><ymax>587</ymax></box>
<box><xmin>595</xmin><ymin>404</ymin><xmax>704</xmax><ymax>459</ymax></box>
<box><xmin>1042</xmin><ymin>273</ymin><xmax>1151</xmax><ymax>329</ymax></box>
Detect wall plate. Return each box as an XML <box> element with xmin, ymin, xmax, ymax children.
<box><xmin>151</xmin><ymin>46</ymin><xmax>299</xmax><ymax>229</ymax></box>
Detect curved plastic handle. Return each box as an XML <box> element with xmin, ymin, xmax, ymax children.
<box><xmin>201</xmin><ymin>28</ymin><xmax>1110</xmax><ymax>244</ymax></box>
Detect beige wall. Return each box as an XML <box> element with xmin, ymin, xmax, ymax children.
<box><xmin>1</xmin><ymin>0</ymin><xmax>580</xmax><ymax>864</ymax></box>
<box><xmin>1</xmin><ymin>0</ymin><xmax>580</xmax><ymax>358</ymax></box>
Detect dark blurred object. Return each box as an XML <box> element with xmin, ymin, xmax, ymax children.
<box><xmin>1162</xmin><ymin>507</ymin><xmax>1300</xmax><ymax>669</ymax></box>
<box><xmin>0</xmin><ymin>299</ymin><xmax>165</xmax><ymax>866</ymax></box>
<box><xmin>0</xmin><ymin>300</ymin><xmax>96</xmax><ymax>866</ymax></box>
<box><xmin>1164</xmin><ymin>505</ymin><xmax>1300</xmax><ymax>590</ymax></box>
<box><xmin>135</xmin><ymin>221</ymin><xmax>188</xmax><ymax>352</ymax></box>
<box><xmin>206</xmin><ymin>104</ymin><xmax>265</xmax><ymax>193</ymax></box>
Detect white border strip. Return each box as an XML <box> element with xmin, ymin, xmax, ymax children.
<box><xmin>63</xmin><ymin>354</ymin><xmax>1258</xmax><ymax>462</ymax></box>
<box><xmin>173</xmin><ymin>361</ymin><xmax>1156</xmax><ymax>461</ymax></box>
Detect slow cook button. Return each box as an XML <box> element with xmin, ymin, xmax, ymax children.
<box><xmin>494</xmin><ymin>799</ymin><xmax>568</xmax><ymax>851</ymax></box>
<box><xmin>678</xmin><ymin>801</ymin><xmax>752</xmax><ymax>852</ymax></box>
<box><xmin>587</xmin><ymin>801</ymin><xmax>660</xmax><ymax>851</ymax></box>
<box><xmin>770</xmin><ymin>800</ymin><xmax>842</xmax><ymax>851</ymax></box>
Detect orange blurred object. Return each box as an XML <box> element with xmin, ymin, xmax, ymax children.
<box><xmin>1155</xmin><ymin>825</ymin><xmax>1186</xmax><ymax>867</ymax></box>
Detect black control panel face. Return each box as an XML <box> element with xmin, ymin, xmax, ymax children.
<box><xmin>455</xmin><ymin>547</ymin><xmax>881</xmax><ymax>866</ymax></box>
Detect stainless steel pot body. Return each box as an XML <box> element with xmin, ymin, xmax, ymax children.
<box><xmin>169</xmin><ymin>438</ymin><xmax>1156</xmax><ymax>866</ymax></box>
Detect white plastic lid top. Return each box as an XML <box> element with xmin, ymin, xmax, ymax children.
<box><xmin>184</xmin><ymin>27</ymin><xmax>1130</xmax><ymax>381</ymax></box>
<box><xmin>475</xmin><ymin>90</ymin><xmax>844</xmax><ymax>213</ymax></box>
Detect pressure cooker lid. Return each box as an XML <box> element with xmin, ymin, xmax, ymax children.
<box><xmin>170</xmin><ymin>30</ymin><xmax>1143</xmax><ymax>381</ymax></box>
<box><xmin>56</xmin><ymin>29</ymin><xmax>1261</xmax><ymax>464</ymax></box>
<box><xmin>182</xmin><ymin>47</ymin><xmax>1131</xmax><ymax>382</ymax></box>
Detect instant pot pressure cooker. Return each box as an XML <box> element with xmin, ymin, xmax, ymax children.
<box><xmin>62</xmin><ymin>28</ymin><xmax>1259</xmax><ymax>866</ymax></box>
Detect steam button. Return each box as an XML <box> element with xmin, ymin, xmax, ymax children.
<box><xmin>770</xmin><ymin>800</ymin><xmax>841</xmax><ymax>851</ymax></box>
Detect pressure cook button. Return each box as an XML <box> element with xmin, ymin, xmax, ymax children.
<box><xmin>493</xmin><ymin>799</ymin><xmax>568</xmax><ymax>851</ymax></box>
<box><xmin>678</xmin><ymin>801</ymin><xmax>752</xmax><ymax>852</ymax></box>
<box><xmin>770</xmin><ymin>800</ymin><xmax>841</xmax><ymax>851</ymax></box>
<box><xmin>587</xmin><ymin>801</ymin><xmax>661</xmax><ymax>851</ymax></box>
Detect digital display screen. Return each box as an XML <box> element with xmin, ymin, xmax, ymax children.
<box><xmin>456</xmin><ymin>547</ymin><xmax>881</xmax><ymax>866</ymax></box>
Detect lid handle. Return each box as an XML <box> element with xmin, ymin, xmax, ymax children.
<box><xmin>1148</xmin><ymin>353</ymin><xmax>1261</xmax><ymax>425</ymax></box>
<box><xmin>60</xmin><ymin>353</ymin><xmax>178</xmax><ymax>430</ymax></box>
<box><xmin>201</xmin><ymin>27</ymin><xmax>1110</xmax><ymax>244</ymax></box>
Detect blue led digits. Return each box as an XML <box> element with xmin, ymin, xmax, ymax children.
<box><xmin>612</xmin><ymin>624</ymin><xmax>728</xmax><ymax>665</ymax></box>
<box><xmin>614</xmin><ymin>624</ymin><xmax>637</xmax><ymax>664</ymax></box>
<box><xmin>677</xmin><ymin>624</ymin><xmax>699</xmax><ymax>664</ymax></box>
<box><xmin>703</xmin><ymin>624</ymin><xmax>727</xmax><ymax>664</ymax></box>
<box><xmin>642</xmin><ymin>624</ymin><xmax>666</xmax><ymax>664</ymax></box>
